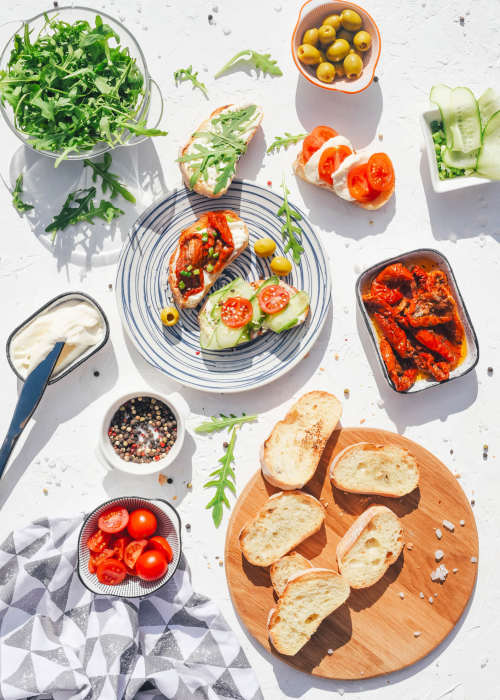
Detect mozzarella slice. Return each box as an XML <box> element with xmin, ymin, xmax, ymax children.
<box><xmin>332</xmin><ymin>152</ymin><xmax>370</xmax><ymax>201</ymax></box>
<box><xmin>303</xmin><ymin>136</ymin><xmax>354</xmax><ymax>187</ymax></box>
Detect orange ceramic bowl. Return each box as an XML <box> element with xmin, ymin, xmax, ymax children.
<box><xmin>292</xmin><ymin>0</ymin><xmax>381</xmax><ymax>94</ymax></box>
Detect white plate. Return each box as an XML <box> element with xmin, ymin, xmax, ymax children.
<box><xmin>116</xmin><ymin>180</ymin><xmax>332</xmax><ymax>393</ymax></box>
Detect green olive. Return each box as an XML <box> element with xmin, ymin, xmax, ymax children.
<box><xmin>334</xmin><ymin>61</ymin><xmax>345</xmax><ymax>78</ymax></box>
<box><xmin>316</xmin><ymin>61</ymin><xmax>336</xmax><ymax>83</ymax></box>
<box><xmin>337</xmin><ymin>29</ymin><xmax>354</xmax><ymax>44</ymax></box>
<box><xmin>322</xmin><ymin>14</ymin><xmax>341</xmax><ymax>31</ymax></box>
<box><xmin>326</xmin><ymin>38</ymin><xmax>350</xmax><ymax>62</ymax></box>
<box><xmin>343</xmin><ymin>52</ymin><xmax>363</xmax><ymax>79</ymax></box>
<box><xmin>270</xmin><ymin>256</ymin><xmax>292</xmax><ymax>276</ymax></box>
<box><xmin>340</xmin><ymin>9</ymin><xmax>363</xmax><ymax>32</ymax></box>
<box><xmin>302</xmin><ymin>28</ymin><xmax>319</xmax><ymax>47</ymax></box>
<box><xmin>318</xmin><ymin>24</ymin><xmax>336</xmax><ymax>46</ymax></box>
<box><xmin>353</xmin><ymin>30</ymin><xmax>372</xmax><ymax>51</ymax></box>
<box><xmin>297</xmin><ymin>44</ymin><xmax>322</xmax><ymax>65</ymax></box>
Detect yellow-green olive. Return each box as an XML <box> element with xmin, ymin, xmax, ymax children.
<box><xmin>302</xmin><ymin>28</ymin><xmax>319</xmax><ymax>47</ymax></box>
<box><xmin>318</xmin><ymin>24</ymin><xmax>336</xmax><ymax>46</ymax></box>
<box><xmin>337</xmin><ymin>29</ymin><xmax>354</xmax><ymax>44</ymax></box>
<box><xmin>297</xmin><ymin>44</ymin><xmax>322</xmax><ymax>65</ymax></box>
<box><xmin>353</xmin><ymin>30</ymin><xmax>372</xmax><ymax>51</ymax></box>
<box><xmin>254</xmin><ymin>237</ymin><xmax>276</xmax><ymax>258</ymax></box>
<box><xmin>334</xmin><ymin>61</ymin><xmax>345</xmax><ymax>78</ymax></box>
<box><xmin>316</xmin><ymin>61</ymin><xmax>336</xmax><ymax>83</ymax></box>
<box><xmin>340</xmin><ymin>9</ymin><xmax>363</xmax><ymax>32</ymax></box>
<box><xmin>326</xmin><ymin>38</ymin><xmax>350</xmax><ymax>62</ymax></box>
<box><xmin>343</xmin><ymin>52</ymin><xmax>363</xmax><ymax>79</ymax></box>
<box><xmin>322</xmin><ymin>14</ymin><xmax>341</xmax><ymax>31</ymax></box>
<box><xmin>270</xmin><ymin>256</ymin><xmax>292</xmax><ymax>276</ymax></box>
<box><xmin>160</xmin><ymin>306</ymin><xmax>179</xmax><ymax>326</ymax></box>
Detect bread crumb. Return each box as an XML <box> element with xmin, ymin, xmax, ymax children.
<box><xmin>435</xmin><ymin>528</ymin><xmax>442</xmax><ymax>540</ymax></box>
<box><xmin>218</xmin><ymin>560</ymin><xmax>223</xmax><ymax>567</ymax></box>
<box><xmin>187</xmin><ymin>481</ymin><xmax>192</xmax><ymax>489</ymax></box>
<box><xmin>43</xmin><ymin>488</ymin><xmax>48</xmax><ymax>495</ymax></box>
<box><xmin>471</xmin><ymin>556</ymin><xmax>477</xmax><ymax>563</ymax></box>
<box><xmin>360</xmin><ymin>418</ymin><xmax>365</xmax><ymax>424</ymax></box>
<box><xmin>419</xmin><ymin>592</ymin><xmax>424</xmax><ymax>598</ymax></box>
<box><xmin>435</xmin><ymin>550</ymin><xmax>444</xmax><ymax>562</ymax></box>
<box><xmin>378</xmin><ymin>134</ymin><xmax>383</xmax><ymax>141</ymax></box>
<box><xmin>460</xmin><ymin>519</ymin><xmax>465</xmax><ymax>526</ymax></box>
<box><xmin>443</xmin><ymin>519</ymin><xmax>455</xmax><ymax>532</ymax></box>
<box><xmin>334</xmin><ymin>353</ymin><xmax>339</xmax><ymax>360</ymax></box>
<box><xmin>455</xmin><ymin>473</ymin><xmax>461</xmax><ymax>479</ymax></box>
<box><xmin>413</xmin><ymin>631</ymin><xmax>421</xmax><ymax>637</ymax></box>
<box><xmin>158</xmin><ymin>474</ymin><xmax>167</xmax><ymax>485</ymax></box>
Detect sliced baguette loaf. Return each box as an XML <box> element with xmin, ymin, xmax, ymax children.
<box><xmin>239</xmin><ymin>491</ymin><xmax>325</xmax><ymax>567</ymax></box>
<box><xmin>261</xmin><ymin>391</ymin><xmax>342</xmax><ymax>490</ymax></box>
<box><xmin>336</xmin><ymin>505</ymin><xmax>404</xmax><ymax>589</ymax></box>
<box><xmin>270</xmin><ymin>552</ymin><xmax>313</xmax><ymax>597</ymax></box>
<box><xmin>330</xmin><ymin>442</ymin><xmax>419</xmax><ymax>497</ymax></box>
<box><xmin>267</xmin><ymin>568</ymin><xmax>350</xmax><ymax>655</ymax></box>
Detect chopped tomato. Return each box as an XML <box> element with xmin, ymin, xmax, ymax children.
<box><xmin>148</xmin><ymin>536</ymin><xmax>174</xmax><ymax>564</ymax></box>
<box><xmin>96</xmin><ymin>558</ymin><xmax>127</xmax><ymax>585</ymax></box>
<box><xmin>124</xmin><ymin>539</ymin><xmax>148</xmax><ymax>570</ymax></box>
<box><xmin>98</xmin><ymin>507</ymin><xmax>129</xmax><ymax>534</ymax></box>
<box><xmin>302</xmin><ymin>126</ymin><xmax>338</xmax><ymax>163</ymax></box>
<box><xmin>136</xmin><ymin>550</ymin><xmax>168</xmax><ymax>581</ymax></box>
<box><xmin>87</xmin><ymin>529</ymin><xmax>111</xmax><ymax>553</ymax></box>
<box><xmin>220</xmin><ymin>297</ymin><xmax>253</xmax><ymax>328</ymax></box>
<box><xmin>318</xmin><ymin>145</ymin><xmax>352</xmax><ymax>185</ymax></box>
<box><xmin>347</xmin><ymin>164</ymin><xmax>379</xmax><ymax>203</ymax></box>
<box><xmin>127</xmin><ymin>509</ymin><xmax>157</xmax><ymax>539</ymax></box>
<box><xmin>88</xmin><ymin>558</ymin><xmax>96</xmax><ymax>574</ymax></box>
<box><xmin>112</xmin><ymin>535</ymin><xmax>131</xmax><ymax>562</ymax></box>
<box><xmin>367</xmin><ymin>153</ymin><xmax>395</xmax><ymax>192</ymax></box>
<box><xmin>258</xmin><ymin>285</ymin><xmax>290</xmax><ymax>315</ymax></box>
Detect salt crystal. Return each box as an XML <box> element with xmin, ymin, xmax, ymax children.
<box><xmin>442</xmin><ymin>520</ymin><xmax>455</xmax><ymax>532</ymax></box>
<box><xmin>435</xmin><ymin>528</ymin><xmax>442</xmax><ymax>540</ymax></box>
<box><xmin>414</xmin><ymin>631</ymin><xmax>421</xmax><ymax>637</ymax></box>
<box><xmin>471</xmin><ymin>556</ymin><xmax>477</xmax><ymax>563</ymax></box>
<box><xmin>435</xmin><ymin>550</ymin><xmax>444</xmax><ymax>562</ymax></box>
<box><xmin>399</xmin><ymin>592</ymin><xmax>405</xmax><ymax>599</ymax></box>
<box><xmin>460</xmin><ymin>519</ymin><xmax>465</xmax><ymax>527</ymax></box>
<box><xmin>428</xmin><ymin>596</ymin><xmax>434</xmax><ymax>604</ymax></box>
<box><xmin>419</xmin><ymin>592</ymin><xmax>424</xmax><ymax>599</ymax></box>
<box><xmin>430</xmin><ymin>564</ymin><xmax>448</xmax><ymax>583</ymax></box>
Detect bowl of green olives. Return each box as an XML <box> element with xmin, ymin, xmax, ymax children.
<box><xmin>292</xmin><ymin>0</ymin><xmax>380</xmax><ymax>93</ymax></box>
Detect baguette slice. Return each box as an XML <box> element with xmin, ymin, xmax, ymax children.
<box><xmin>270</xmin><ymin>552</ymin><xmax>313</xmax><ymax>597</ymax></box>
<box><xmin>330</xmin><ymin>442</ymin><xmax>419</xmax><ymax>497</ymax></box>
<box><xmin>261</xmin><ymin>391</ymin><xmax>342</xmax><ymax>490</ymax></box>
<box><xmin>179</xmin><ymin>102</ymin><xmax>264</xmax><ymax>198</ymax></box>
<box><xmin>336</xmin><ymin>505</ymin><xmax>404</xmax><ymax>589</ymax></box>
<box><xmin>267</xmin><ymin>568</ymin><xmax>350</xmax><ymax>655</ymax></box>
<box><xmin>239</xmin><ymin>491</ymin><xmax>325</xmax><ymax>567</ymax></box>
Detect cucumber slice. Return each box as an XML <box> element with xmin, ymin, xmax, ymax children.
<box><xmin>478</xmin><ymin>88</ymin><xmax>500</xmax><ymax>130</ymax></box>
<box><xmin>215</xmin><ymin>322</ymin><xmax>246</xmax><ymax>349</ymax></box>
<box><xmin>263</xmin><ymin>291</ymin><xmax>309</xmax><ymax>334</ymax></box>
<box><xmin>430</xmin><ymin>85</ymin><xmax>454</xmax><ymax>149</ymax></box>
<box><xmin>450</xmin><ymin>87</ymin><xmax>481</xmax><ymax>153</ymax></box>
<box><xmin>476</xmin><ymin>110</ymin><xmax>500</xmax><ymax>179</ymax></box>
<box><xmin>442</xmin><ymin>147</ymin><xmax>478</xmax><ymax>170</ymax></box>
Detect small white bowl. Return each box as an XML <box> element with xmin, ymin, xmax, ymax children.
<box><xmin>98</xmin><ymin>390</ymin><xmax>189</xmax><ymax>475</ymax></box>
<box><xmin>421</xmin><ymin>109</ymin><xmax>493</xmax><ymax>194</ymax></box>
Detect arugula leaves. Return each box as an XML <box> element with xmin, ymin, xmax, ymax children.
<box><xmin>174</xmin><ymin>65</ymin><xmax>208</xmax><ymax>98</ymax></box>
<box><xmin>277</xmin><ymin>177</ymin><xmax>304</xmax><ymax>264</ymax></box>
<box><xmin>195</xmin><ymin>413</ymin><xmax>257</xmax><ymax>434</ymax></box>
<box><xmin>215</xmin><ymin>50</ymin><xmax>282</xmax><ymax>78</ymax></box>
<box><xmin>12</xmin><ymin>175</ymin><xmax>34</xmax><ymax>213</ymax></box>
<box><xmin>84</xmin><ymin>153</ymin><xmax>136</xmax><ymax>203</ymax></box>
<box><xmin>45</xmin><ymin>187</ymin><xmax>123</xmax><ymax>241</ymax></box>
<box><xmin>267</xmin><ymin>132</ymin><xmax>308</xmax><ymax>154</ymax></box>
<box><xmin>204</xmin><ymin>428</ymin><xmax>237</xmax><ymax>527</ymax></box>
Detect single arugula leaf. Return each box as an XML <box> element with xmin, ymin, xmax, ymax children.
<box><xmin>277</xmin><ymin>176</ymin><xmax>304</xmax><ymax>264</ymax></box>
<box><xmin>12</xmin><ymin>174</ymin><xmax>34</xmax><ymax>213</ymax></box>
<box><xmin>45</xmin><ymin>186</ymin><xmax>123</xmax><ymax>241</ymax></box>
<box><xmin>204</xmin><ymin>428</ymin><xmax>237</xmax><ymax>527</ymax></box>
<box><xmin>174</xmin><ymin>65</ymin><xmax>208</xmax><ymax>98</ymax></box>
<box><xmin>267</xmin><ymin>132</ymin><xmax>307</xmax><ymax>154</ymax></box>
<box><xmin>84</xmin><ymin>152</ymin><xmax>136</xmax><ymax>203</ymax></box>
<box><xmin>215</xmin><ymin>49</ymin><xmax>283</xmax><ymax>78</ymax></box>
<box><xmin>195</xmin><ymin>412</ymin><xmax>257</xmax><ymax>434</ymax></box>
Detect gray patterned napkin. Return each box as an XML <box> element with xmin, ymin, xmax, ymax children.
<box><xmin>0</xmin><ymin>516</ymin><xmax>263</xmax><ymax>700</ymax></box>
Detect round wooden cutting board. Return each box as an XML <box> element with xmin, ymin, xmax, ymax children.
<box><xmin>224</xmin><ymin>427</ymin><xmax>478</xmax><ymax>680</ymax></box>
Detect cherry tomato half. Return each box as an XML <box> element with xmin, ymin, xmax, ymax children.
<box><xmin>98</xmin><ymin>507</ymin><xmax>129</xmax><ymax>534</ymax></box>
<box><xmin>124</xmin><ymin>539</ymin><xmax>148</xmax><ymax>569</ymax></box>
<box><xmin>220</xmin><ymin>297</ymin><xmax>253</xmax><ymax>328</ymax></box>
<box><xmin>318</xmin><ymin>145</ymin><xmax>352</xmax><ymax>185</ymax></box>
<box><xmin>258</xmin><ymin>285</ymin><xmax>290</xmax><ymax>315</ymax></box>
<box><xmin>148</xmin><ymin>535</ymin><xmax>174</xmax><ymax>564</ymax></box>
<box><xmin>127</xmin><ymin>509</ymin><xmax>157</xmax><ymax>539</ymax></box>
<box><xmin>367</xmin><ymin>153</ymin><xmax>395</xmax><ymax>192</ymax></box>
<box><xmin>87</xmin><ymin>529</ymin><xmax>111</xmax><ymax>553</ymax></box>
<box><xmin>136</xmin><ymin>550</ymin><xmax>168</xmax><ymax>581</ymax></box>
<box><xmin>302</xmin><ymin>126</ymin><xmax>338</xmax><ymax>163</ymax></box>
<box><xmin>347</xmin><ymin>164</ymin><xmax>379</xmax><ymax>203</ymax></box>
<box><xmin>96</xmin><ymin>558</ymin><xmax>127</xmax><ymax>585</ymax></box>
<box><xmin>112</xmin><ymin>535</ymin><xmax>131</xmax><ymax>562</ymax></box>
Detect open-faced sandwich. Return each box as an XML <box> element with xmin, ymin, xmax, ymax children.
<box><xmin>168</xmin><ymin>210</ymin><xmax>248</xmax><ymax>309</ymax></box>
<box><xmin>199</xmin><ymin>276</ymin><xmax>310</xmax><ymax>350</ymax></box>
<box><xmin>293</xmin><ymin>125</ymin><xmax>395</xmax><ymax>210</ymax></box>
<box><xmin>178</xmin><ymin>102</ymin><xmax>264</xmax><ymax>198</ymax></box>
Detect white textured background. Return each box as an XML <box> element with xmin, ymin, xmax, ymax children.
<box><xmin>0</xmin><ymin>1</ymin><xmax>499</xmax><ymax>698</ymax></box>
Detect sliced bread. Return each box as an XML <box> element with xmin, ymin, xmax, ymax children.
<box><xmin>270</xmin><ymin>552</ymin><xmax>313</xmax><ymax>597</ymax></box>
<box><xmin>267</xmin><ymin>568</ymin><xmax>350</xmax><ymax>655</ymax></box>
<box><xmin>330</xmin><ymin>442</ymin><xmax>419</xmax><ymax>497</ymax></box>
<box><xmin>336</xmin><ymin>505</ymin><xmax>404</xmax><ymax>589</ymax></box>
<box><xmin>239</xmin><ymin>491</ymin><xmax>325</xmax><ymax>567</ymax></box>
<box><xmin>261</xmin><ymin>391</ymin><xmax>342</xmax><ymax>490</ymax></box>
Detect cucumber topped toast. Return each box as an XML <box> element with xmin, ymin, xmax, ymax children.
<box><xmin>199</xmin><ymin>276</ymin><xmax>310</xmax><ymax>350</ymax></box>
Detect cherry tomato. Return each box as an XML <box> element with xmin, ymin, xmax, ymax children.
<box><xmin>90</xmin><ymin>547</ymin><xmax>115</xmax><ymax>569</ymax></box>
<box><xmin>98</xmin><ymin>507</ymin><xmax>129</xmax><ymax>534</ymax></box>
<box><xmin>87</xmin><ymin>529</ymin><xmax>111</xmax><ymax>553</ymax></box>
<box><xmin>347</xmin><ymin>164</ymin><xmax>379</xmax><ymax>203</ymax></box>
<box><xmin>318</xmin><ymin>145</ymin><xmax>352</xmax><ymax>185</ymax></box>
<box><xmin>127</xmin><ymin>509</ymin><xmax>157</xmax><ymax>539</ymax></box>
<box><xmin>96</xmin><ymin>558</ymin><xmax>127</xmax><ymax>585</ymax></box>
<box><xmin>258</xmin><ymin>285</ymin><xmax>290</xmax><ymax>315</ymax></box>
<box><xmin>302</xmin><ymin>126</ymin><xmax>338</xmax><ymax>163</ymax></box>
<box><xmin>136</xmin><ymin>550</ymin><xmax>168</xmax><ymax>581</ymax></box>
<box><xmin>148</xmin><ymin>535</ymin><xmax>174</xmax><ymax>564</ymax></box>
<box><xmin>112</xmin><ymin>535</ymin><xmax>131</xmax><ymax>562</ymax></box>
<box><xmin>124</xmin><ymin>539</ymin><xmax>148</xmax><ymax>570</ymax></box>
<box><xmin>220</xmin><ymin>297</ymin><xmax>253</xmax><ymax>328</ymax></box>
<box><xmin>367</xmin><ymin>153</ymin><xmax>395</xmax><ymax>192</ymax></box>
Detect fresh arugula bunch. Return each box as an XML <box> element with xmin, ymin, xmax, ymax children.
<box><xmin>204</xmin><ymin>428</ymin><xmax>237</xmax><ymax>527</ymax></box>
<box><xmin>0</xmin><ymin>15</ymin><xmax>166</xmax><ymax>165</ymax></box>
<box><xmin>84</xmin><ymin>153</ymin><xmax>136</xmax><ymax>202</ymax></box>
<box><xmin>12</xmin><ymin>175</ymin><xmax>34</xmax><ymax>213</ymax></box>
<box><xmin>277</xmin><ymin>177</ymin><xmax>304</xmax><ymax>264</ymax></box>
<box><xmin>45</xmin><ymin>187</ymin><xmax>123</xmax><ymax>241</ymax></box>
<box><xmin>215</xmin><ymin>50</ymin><xmax>282</xmax><ymax>78</ymax></box>
<box><xmin>174</xmin><ymin>66</ymin><xmax>208</xmax><ymax>98</ymax></box>
<box><xmin>267</xmin><ymin>132</ymin><xmax>307</xmax><ymax>154</ymax></box>
<box><xmin>195</xmin><ymin>412</ymin><xmax>257</xmax><ymax>434</ymax></box>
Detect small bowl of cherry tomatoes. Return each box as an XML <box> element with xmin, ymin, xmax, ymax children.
<box><xmin>78</xmin><ymin>496</ymin><xmax>181</xmax><ymax>597</ymax></box>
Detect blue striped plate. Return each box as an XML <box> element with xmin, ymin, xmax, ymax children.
<box><xmin>116</xmin><ymin>180</ymin><xmax>331</xmax><ymax>393</ymax></box>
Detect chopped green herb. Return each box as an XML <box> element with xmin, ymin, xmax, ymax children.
<box><xmin>45</xmin><ymin>187</ymin><xmax>123</xmax><ymax>241</ymax></box>
<box><xmin>84</xmin><ymin>152</ymin><xmax>135</xmax><ymax>202</ymax></box>
<box><xmin>204</xmin><ymin>428</ymin><xmax>237</xmax><ymax>527</ymax></box>
<box><xmin>267</xmin><ymin>132</ymin><xmax>308</xmax><ymax>154</ymax></box>
<box><xmin>215</xmin><ymin>50</ymin><xmax>282</xmax><ymax>79</ymax></box>
<box><xmin>12</xmin><ymin>174</ymin><xmax>34</xmax><ymax>213</ymax></box>
<box><xmin>213</xmin><ymin>251</ymin><xmax>219</xmax><ymax>259</ymax></box>
<box><xmin>206</xmin><ymin>263</ymin><xmax>214</xmax><ymax>272</ymax></box>
<box><xmin>208</xmin><ymin>246</ymin><xmax>214</xmax><ymax>255</ymax></box>
<box><xmin>187</xmin><ymin>265</ymin><xmax>193</xmax><ymax>271</ymax></box>
<box><xmin>202</xmin><ymin>233</ymin><xmax>208</xmax><ymax>242</ymax></box>
<box><xmin>277</xmin><ymin>176</ymin><xmax>304</xmax><ymax>264</ymax></box>
<box><xmin>193</xmin><ymin>268</ymin><xmax>200</xmax><ymax>275</ymax></box>
<box><xmin>179</xmin><ymin>280</ymin><xmax>186</xmax><ymax>290</ymax></box>
<box><xmin>173</xmin><ymin>65</ymin><xmax>208</xmax><ymax>98</ymax></box>
<box><xmin>195</xmin><ymin>412</ymin><xmax>257</xmax><ymax>434</ymax></box>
